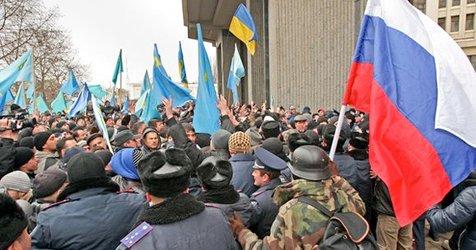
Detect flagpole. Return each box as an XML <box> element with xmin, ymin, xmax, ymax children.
<box><xmin>32</xmin><ymin>49</ymin><xmax>37</xmax><ymax>112</ymax></box>
<box><xmin>329</xmin><ymin>104</ymin><xmax>347</xmax><ymax>161</ymax></box>
<box><xmin>119</xmin><ymin>71</ymin><xmax>122</xmax><ymax>106</ymax></box>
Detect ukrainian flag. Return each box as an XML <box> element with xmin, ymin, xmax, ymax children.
<box><xmin>229</xmin><ymin>4</ymin><xmax>258</xmax><ymax>55</ymax></box>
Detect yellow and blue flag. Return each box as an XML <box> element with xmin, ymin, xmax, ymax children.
<box><xmin>178</xmin><ymin>41</ymin><xmax>189</xmax><ymax>88</ymax></box>
<box><xmin>89</xmin><ymin>84</ymin><xmax>109</xmax><ymax>99</ymax></box>
<box><xmin>0</xmin><ymin>49</ymin><xmax>33</xmax><ymax>96</ymax></box>
<box><xmin>34</xmin><ymin>95</ymin><xmax>49</xmax><ymax>114</ymax></box>
<box><xmin>26</xmin><ymin>83</ymin><xmax>34</xmax><ymax>99</ymax></box>
<box><xmin>14</xmin><ymin>82</ymin><xmax>26</xmax><ymax>108</ymax></box>
<box><xmin>51</xmin><ymin>90</ymin><xmax>67</xmax><ymax>113</ymax></box>
<box><xmin>227</xmin><ymin>44</ymin><xmax>245</xmax><ymax>104</ymax></box>
<box><xmin>140</xmin><ymin>70</ymin><xmax>151</xmax><ymax>96</ymax></box>
<box><xmin>229</xmin><ymin>4</ymin><xmax>258</xmax><ymax>55</ymax></box>
<box><xmin>91</xmin><ymin>94</ymin><xmax>113</xmax><ymax>153</ymax></box>
<box><xmin>193</xmin><ymin>23</ymin><xmax>220</xmax><ymax>135</ymax></box>
<box><xmin>121</xmin><ymin>94</ymin><xmax>130</xmax><ymax>113</ymax></box>
<box><xmin>61</xmin><ymin>69</ymin><xmax>80</xmax><ymax>96</ymax></box>
<box><xmin>112</xmin><ymin>49</ymin><xmax>123</xmax><ymax>85</ymax></box>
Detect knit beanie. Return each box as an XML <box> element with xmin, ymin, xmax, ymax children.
<box><xmin>0</xmin><ymin>194</ymin><xmax>28</xmax><ymax>250</ymax></box>
<box><xmin>0</xmin><ymin>171</ymin><xmax>31</xmax><ymax>193</ymax></box>
<box><xmin>245</xmin><ymin>128</ymin><xmax>262</xmax><ymax>147</ymax></box>
<box><xmin>262</xmin><ymin>137</ymin><xmax>288</xmax><ymax>162</ymax></box>
<box><xmin>14</xmin><ymin>147</ymin><xmax>35</xmax><ymax>170</ymax></box>
<box><xmin>19</xmin><ymin>136</ymin><xmax>34</xmax><ymax>149</ymax></box>
<box><xmin>33</xmin><ymin>169</ymin><xmax>67</xmax><ymax>198</ymax></box>
<box><xmin>34</xmin><ymin>131</ymin><xmax>53</xmax><ymax>151</ymax></box>
<box><xmin>95</xmin><ymin>150</ymin><xmax>113</xmax><ymax>166</ymax></box>
<box><xmin>228</xmin><ymin>132</ymin><xmax>251</xmax><ymax>155</ymax></box>
<box><xmin>211</xmin><ymin>129</ymin><xmax>231</xmax><ymax>150</ymax></box>
<box><xmin>67</xmin><ymin>153</ymin><xmax>106</xmax><ymax>184</ymax></box>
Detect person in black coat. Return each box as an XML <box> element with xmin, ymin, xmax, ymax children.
<box><xmin>31</xmin><ymin>152</ymin><xmax>148</xmax><ymax>250</ymax></box>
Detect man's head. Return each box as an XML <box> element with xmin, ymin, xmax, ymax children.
<box><xmin>252</xmin><ymin>147</ymin><xmax>287</xmax><ymax>187</ymax></box>
<box><xmin>132</xmin><ymin>122</ymin><xmax>146</xmax><ymax>136</ymax></box>
<box><xmin>32</xmin><ymin>169</ymin><xmax>68</xmax><ymax>203</ymax></box>
<box><xmin>182</xmin><ymin>123</ymin><xmax>196</xmax><ymax>144</ymax></box>
<box><xmin>138</xmin><ymin>149</ymin><xmax>192</xmax><ymax>202</ymax></box>
<box><xmin>14</xmin><ymin>147</ymin><xmax>38</xmax><ymax>173</ymax></box>
<box><xmin>67</xmin><ymin>152</ymin><xmax>106</xmax><ymax>184</ymax></box>
<box><xmin>142</xmin><ymin>128</ymin><xmax>160</xmax><ymax>150</ymax></box>
<box><xmin>0</xmin><ymin>171</ymin><xmax>31</xmax><ymax>200</ymax></box>
<box><xmin>148</xmin><ymin>119</ymin><xmax>165</xmax><ymax>134</ymax></box>
<box><xmin>261</xmin><ymin>121</ymin><xmax>280</xmax><ymax>139</ymax></box>
<box><xmin>56</xmin><ymin>137</ymin><xmax>78</xmax><ymax>158</ymax></box>
<box><xmin>114</xmin><ymin>130</ymin><xmax>140</xmax><ymax>149</ymax></box>
<box><xmin>196</xmin><ymin>156</ymin><xmax>233</xmax><ymax>190</ymax></box>
<box><xmin>72</xmin><ymin>127</ymin><xmax>87</xmax><ymax>142</ymax></box>
<box><xmin>34</xmin><ymin>131</ymin><xmax>58</xmax><ymax>153</ymax></box>
<box><xmin>289</xmin><ymin>105</ymin><xmax>297</xmax><ymax>115</ymax></box>
<box><xmin>86</xmin><ymin>133</ymin><xmax>106</xmax><ymax>150</ymax></box>
<box><xmin>228</xmin><ymin>132</ymin><xmax>251</xmax><ymax>155</ymax></box>
<box><xmin>0</xmin><ymin>194</ymin><xmax>30</xmax><ymax>250</ymax></box>
<box><xmin>104</xmin><ymin>101</ymin><xmax>111</xmax><ymax>107</ymax></box>
<box><xmin>294</xmin><ymin>115</ymin><xmax>308</xmax><ymax>133</ymax></box>
<box><xmin>288</xmin><ymin>145</ymin><xmax>331</xmax><ymax>181</ymax></box>
<box><xmin>76</xmin><ymin>117</ymin><xmax>86</xmax><ymax>127</ymax></box>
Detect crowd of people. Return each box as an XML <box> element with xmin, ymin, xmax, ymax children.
<box><xmin>0</xmin><ymin>96</ymin><xmax>475</xmax><ymax>250</ymax></box>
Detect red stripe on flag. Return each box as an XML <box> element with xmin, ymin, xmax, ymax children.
<box><xmin>368</xmin><ymin>74</ymin><xmax>452</xmax><ymax>226</ymax></box>
<box><xmin>344</xmin><ymin>62</ymin><xmax>373</xmax><ymax>112</ymax></box>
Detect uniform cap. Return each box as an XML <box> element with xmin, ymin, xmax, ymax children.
<box><xmin>254</xmin><ymin>147</ymin><xmax>287</xmax><ymax>172</ymax></box>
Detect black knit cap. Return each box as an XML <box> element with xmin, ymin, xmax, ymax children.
<box><xmin>67</xmin><ymin>152</ymin><xmax>106</xmax><ymax>184</ymax></box>
<box><xmin>196</xmin><ymin>156</ymin><xmax>233</xmax><ymax>189</ymax></box>
<box><xmin>14</xmin><ymin>147</ymin><xmax>35</xmax><ymax>170</ymax></box>
<box><xmin>0</xmin><ymin>193</ymin><xmax>28</xmax><ymax>249</ymax></box>
<box><xmin>138</xmin><ymin>149</ymin><xmax>191</xmax><ymax>198</ymax></box>
<box><xmin>262</xmin><ymin>137</ymin><xmax>288</xmax><ymax>162</ymax></box>
<box><xmin>34</xmin><ymin>131</ymin><xmax>53</xmax><ymax>151</ymax></box>
<box><xmin>19</xmin><ymin>136</ymin><xmax>34</xmax><ymax>149</ymax></box>
<box><xmin>33</xmin><ymin>169</ymin><xmax>67</xmax><ymax>198</ymax></box>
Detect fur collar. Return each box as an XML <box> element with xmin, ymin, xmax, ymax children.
<box><xmin>134</xmin><ymin>193</ymin><xmax>204</xmax><ymax>226</ymax></box>
<box><xmin>196</xmin><ymin>185</ymin><xmax>240</xmax><ymax>204</ymax></box>
<box><xmin>57</xmin><ymin>177</ymin><xmax>119</xmax><ymax>201</ymax></box>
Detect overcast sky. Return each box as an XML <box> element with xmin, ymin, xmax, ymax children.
<box><xmin>43</xmin><ymin>0</ymin><xmax>216</xmax><ymax>90</ymax></box>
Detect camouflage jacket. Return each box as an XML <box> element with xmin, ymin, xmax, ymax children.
<box><xmin>238</xmin><ymin>176</ymin><xmax>365</xmax><ymax>250</ymax></box>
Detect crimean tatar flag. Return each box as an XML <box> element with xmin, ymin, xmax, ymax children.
<box><xmin>345</xmin><ymin>0</ymin><xmax>476</xmax><ymax>226</ymax></box>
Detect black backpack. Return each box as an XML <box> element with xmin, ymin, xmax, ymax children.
<box><xmin>298</xmin><ymin>196</ymin><xmax>378</xmax><ymax>250</ymax></box>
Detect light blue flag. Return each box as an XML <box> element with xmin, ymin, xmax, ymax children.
<box><xmin>153</xmin><ymin>44</ymin><xmax>171</xmax><ymax>80</ymax></box>
<box><xmin>227</xmin><ymin>44</ymin><xmax>245</xmax><ymax>104</ymax></box>
<box><xmin>0</xmin><ymin>90</ymin><xmax>15</xmax><ymax>113</ymax></box>
<box><xmin>68</xmin><ymin>84</ymin><xmax>91</xmax><ymax>118</ymax></box>
<box><xmin>91</xmin><ymin>95</ymin><xmax>113</xmax><ymax>153</ymax></box>
<box><xmin>178</xmin><ymin>41</ymin><xmax>188</xmax><ymax>88</ymax></box>
<box><xmin>121</xmin><ymin>94</ymin><xmax>129</xmax><ymax>113</ymax></box>
<box><xmin>14</xmin><ymin>83</ymin><xmax>26</xmax><ymax>108</ymax></box>
<box><xmin>140</xmin><ymin>70</ymin><xmax>151</xmax><ymax>96</ymax></box>
<box><xmin>26</xmin><ymin>83</ymin><xmax>34</xmax><ymax>99</ymax></box>
<box><xmin>60</xmin><ymin>69</ymin><xmax>80</xmax><ymax>96</ymax></box>
<box><xmin>193</xmin><ymin>23</ymin><xmax>220</xmax><ymax>135</ymax></box>
<box><xmin>112</xmin><ymin>49</ymin><xmax>123</xmax><ymax>85</ymax></box>
<box><xmin>135</xmin><ymin>89</ymin><xmax>149</xmax><ymax>117</ymax></box>
<box><xmin>35</xmin><ymin>95</ymin><xmax>49</xmax><ymax>114</ymax></box>
<box><xmin>88</xmin><ymin>85</ymin><xmax>109</xmax><ymax>99</ymax></box>
<box><xmin>51</xmin><ymin>90</ymin><xmax>67</xmax><ymax>113</ymax></box>
<box><xmin>140</xmin><ymin>87</ymin><xmax>161</xmax><ymax>123</ymax></box>
<box><xmin>6</xmin><ymin>90</ymin><xmax>14</xmax><ymax>102</ymax></box>
<box><xmin>0</xmin><ymin>49</ymin><xmax>33</xmax><ymax>96</ymax></box>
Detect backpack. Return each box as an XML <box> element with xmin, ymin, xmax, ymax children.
<box><xmin>298</xmin><ymin>196</ymin><xmax>378</xmax><ymax>250</ymax></box>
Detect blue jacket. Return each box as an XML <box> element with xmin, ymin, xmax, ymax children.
<box><xmin>31</xmin><ymin>187</ymin><xmax>148</xmax><ymax>250</ymax></box>
<box><xmin>427</xmin><ymin>186</ymin><xmax>476</xmax><ymax>250</ymax></box>
<box><xmin>230</xmin><ymin>153</ymin><xmax>258</xmax><ymax>197</ymax></box>
<box><xmin>249</xmin><ymin>178</ymin><xmax>283</xmax><ymax>238</ymax></box>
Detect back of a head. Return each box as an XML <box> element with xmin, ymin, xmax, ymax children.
<box><xmin>228</xmin><ymin>132</ymin><xmax>251</xmax><ymax>155</ymax></box>
<box><xmin>67</xmin><ymin>152</ymin><xmax>106</xmax><ymax>184</ymax></box>
<box><xmin>261</xmin><ymin>121</ymin><xmax>280</xmax><ymax>139</ymax></box>
<box><xmin>287</xmin><ymin>133</ymin><xmax>312</xmax><ymax>152</ymax></box>
<box><xmin>138</xmin><ymin>149</ymin><xmax>192</xmax><ymax>198</ymax></box>
<box><xmin>196</xmin><ymin>156</ymin><xmax>233</xmax><ymax>189</ymax></box>
<box><xmin>0</xmin><ymin>193</ymin><xmax>28</xmax><ymax>250</ymax></box>
<box><xmin>289</xmin><ymin>145</ymin><xmax>331</xmax><ymax>181</ymax></box>
<box><xmin>211</xmin><ymin>129</ymin><xmax>232</xmax><ymax>150</ymax></box>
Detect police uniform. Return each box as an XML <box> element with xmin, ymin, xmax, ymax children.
<box><xmin>249</xmin><ymin>147</ymin><xmax>287</xmax><ymax>239</ymax></box>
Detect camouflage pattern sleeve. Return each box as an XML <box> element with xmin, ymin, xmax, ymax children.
<box><xmin>332</xmin><ymin>175</ymin><xmax>366</xmax><ymax>215</ymax></box>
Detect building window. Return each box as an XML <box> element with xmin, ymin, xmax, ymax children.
<box><xmin>438</xmin><ymin>17</ymin><xmax>446</xmax><ymax>30</ymax></box>
<box><xmin>451</xmin><ymin>15</ymin><xmax>460</xmax><ymax>32</ymax></box>
<box><xmin>440</xmin><ymin>0</ymin><xmax>447</xmax><ymax>8</ymax></box>
<box><xmin>468</xmin><ymin>0</ymin><xmax>475</xmax><ymax>4</ymax></box>
<box><xmin>453</xmin><ymin>0</ymin><xmax>461</xmax><ymax>6</ymax></box>
<box><xmin>412</xmin><ymin>0</ymin><xmax>426</xmax><ymax>13</ymax></box>
<box><xmin>467</xmin><ymin>14</ymin><xmax>474</xmax><ymax>30</ymax></box>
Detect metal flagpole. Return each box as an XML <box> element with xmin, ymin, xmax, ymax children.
<box><xmin>328</xmin><ymin>104</ymin><xmax>348</xmax><ymax>161</ymax></box>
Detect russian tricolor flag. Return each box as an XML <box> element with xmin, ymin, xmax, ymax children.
<box><xmin>345</xmin><ymin>0</ymin><xmax>476</xmax><ymax>226</ymax></box>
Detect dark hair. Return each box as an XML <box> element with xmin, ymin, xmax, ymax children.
<box><xmin>257</xmin><ymin>169</ymin><xmax>280</xmax><ymax>180</ymax></box>
<box><xmin>0</xmin><ymin>194</ymin><xmax>28</xmax><ymax>249</ymax></box>
<box><xmin>132</xmin><ymin>122</ymin><xmax>144</xmax><ymax>134</ymax></box>
<box><xmin>148</xmin><ymin>118</ymin><xmax>163</xmax><ymax>128</ymax></box>
<box><xmin>57</xmin><ymin>137</ymin><xmax>75</xmax><ymax>157</ymax></box>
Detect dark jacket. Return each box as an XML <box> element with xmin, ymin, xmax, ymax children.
<box><xmin>197</xmin><ymin>185</ymin><xmax>253</xmax><ymax>227</ymax></box>
<box><xmin>0</xmin><ymin>138</ymin><xmax>16</xmax><ymax>178</ymax></box>
<box><xmin>249</xmin><ymin>178</ymin><xmax>283</xmax><ymax>239</ymax></box>
<box><xmin>333</xmin><ymin>153</ymin><xmax>359</xmax><ymax>189</ymax></box>
<box><xmin>372</xmin><ymin>177</ymin><xmax>394</xmax><ymax>216</ymax></box>
<box><xmin>31</xmin><ymin>182</ymin><xmax>148</xmax><ymax>250</ymax></box>
<box><xmin>427</xmin><ymin>186</ymin><xmax>476</xmax><ymax>250</ymax></box>
<box><xmin>229</xmin><ymin>153</ymin><xmax>258</xmax><ymax>197</ymax></box>
<box><xmin>347</xmin><ymin>149</ymin><xmax>372</xmax><ymax>210</ymax></box>
<box><xmin>118</xmin><ymin>193</ymin><xmax>240</xmax><ymax>250</ymax></box>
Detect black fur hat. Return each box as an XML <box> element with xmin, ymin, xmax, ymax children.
<box><xmin>138</xmin><ymin>149</ymin><xmax>192</xmax><ymax>198</ymax></box>
<box><xmin>287</xmin><ymin>133</ymin><xmax>312</xmax><ymax>152</ymax></box>
<box><xmin>196</xmin><ymin>156</ymin><xmax>233</xmax><ymax>189</ymax></box>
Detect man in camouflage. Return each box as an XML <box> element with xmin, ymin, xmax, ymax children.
<box><xmin>229</xmin><ymin>145</ymin><xmax>365</xmax><ymax>250</ymax></box>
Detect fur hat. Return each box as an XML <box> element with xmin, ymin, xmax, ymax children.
<box><xmin>196</xmin><ymin>156</ymin><xmax>233</xmax><ymax>189</ymax></box>
<box><xmin>287</xmin><ymin>133</ymin><xmax>312</xmax><ymax>152</ymax></box>
<box><xmin>228</xmin><ymin>132</ymin><xmax>251</xmax><ymax>155</ymax></box>
<box><xmin>138</xmin><ymin>149</ymin><xmax>192</xmax><ymax>198</ymax></box>
<box><xmin>349</xmin><ymin>132</ymin><xmax>369</xmax><ymax>150</ymax></box>
<box><xmin>261</xmin><ymin>121</ymin><xmax>280</xmax><ymax>139</ymax></box>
